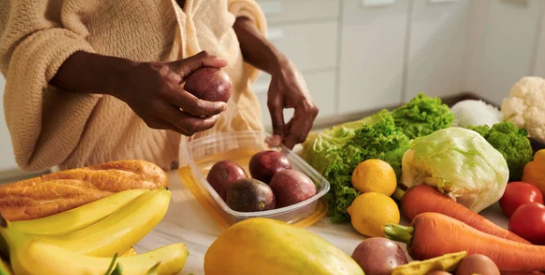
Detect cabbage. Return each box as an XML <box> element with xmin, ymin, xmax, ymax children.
<box><xmin>401</xmin><ymin>127</ymin><xmax>509</xmax><ymax>212</ymax></box>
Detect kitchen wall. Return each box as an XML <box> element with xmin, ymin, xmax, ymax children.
<box><xmin>0</xmin><ymin>0</ymin><xmax>543</xmax><ymax>174</ymax></box>
<box><xmin>254</xmin><ymin>0</ymin><xmax>545</xmax><ymax>128</ymax></box>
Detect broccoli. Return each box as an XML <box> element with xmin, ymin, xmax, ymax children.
<box><xmin>468</xmin><ymin>122</ymin><xmax>533</xmax><ymax>181</ymax></box>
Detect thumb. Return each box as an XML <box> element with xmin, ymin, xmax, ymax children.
<box><xmin>168</xmin><ymin>51</ymin><xmax>228</xmax><ymax>79</ymax></box>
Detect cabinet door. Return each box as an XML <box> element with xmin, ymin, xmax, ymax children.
<box><xmin>267</xmin><ymin>21</ymin><xmax>339</xmax><ymax>72</ymax></box>
<box><xmin>0</xmin><ymin>75</ymin><xmax>17</xmax><ymax>171</ymax></box>
<box><xmin>257</xmin><ymin>0</ymin><xmax>340</xmax><ymax>24</ymax></box>
<box><xmin>475</xmin><ymin>0</ymin><xmax>542</xmax><ymax>105</ymax></box>
<box><xmin>254</xmin><ymin>70</ymin><xmax>337</xmax><ymax>129</ymax></box>
<box><xmin>338</xmin><ymin>0</ymin><xmax>409</xmax><ymax>114</ymax></box>
<box><xmin>533</xmin><ymin>1</ymin><xmax>545</xmax><ymax>77</ymax></box>
<box><xmin>405</xmin><ymin>0</ymin><xmax>470</xmax><ymax>102</ymax></box>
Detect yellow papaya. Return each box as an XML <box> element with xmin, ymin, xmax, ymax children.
<box><xmin>204</xmin><ymin>218</ymin><xmax>364</xmax><ymax>275</ymax></box>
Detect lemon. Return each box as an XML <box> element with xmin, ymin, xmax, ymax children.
<box><xmin>351</xmin><ymin>159</ymin><xmax>397</xmax><ymax>196</ymax></box>
<box><xmin>347</xmin><ymin>192</ymin><xmax>400</xmax><ymax>237</ymax></box>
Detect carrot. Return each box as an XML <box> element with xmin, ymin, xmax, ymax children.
<box><xmin>385</xmin><ymin>212</ymin><xmax>545</xmax><ymax>271</ymax></box>
<box><xmin>401</xmin><ymin>185</ymin><xmax>529</xmax><ymax>244</ymax></box>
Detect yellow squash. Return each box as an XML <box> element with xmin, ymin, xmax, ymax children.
<box><xmin>204</xmin><ymin>218</ymin><xmax>364</xmax><ymax>275</ymax></box>
<box><xmin>391</xmin><ymin>251</ymin><xmax>467</xmax><ymax>275</ymax></box>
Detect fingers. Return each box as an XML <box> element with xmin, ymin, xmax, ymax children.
<box><xmin>168</xmin><ymin>51</ymin><xmax>228</xmax><ymax>79</ymax></box>
<box><xmin>283</xmin><ymin>105</ymin><xmax>319</xmax><ymax>149</ymax></box>
<box><xmin>161</xmin><ymin>103</ymin><xmax>220</xmax><ymax>136</ymax></box>
<box><xmin>267</xmin><ymin>96</ymin><xmax>285</xmax><ymax>147</ymax></box>
<box><xmin>164</xmin><ymin>85</ymin><xmax>227</xmax><ymax>117</ymax></box>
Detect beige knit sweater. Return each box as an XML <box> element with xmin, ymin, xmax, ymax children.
<box><xmin>0</xmin><ymin>0</ymin><xmax>266</xmax><ymax>171</ymax></box>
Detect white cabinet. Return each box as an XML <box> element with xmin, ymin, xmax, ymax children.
<box><xmin>338</xmin><ymin>0</ymin><xmax>409</xmax><ymax>114</ymax></box>
<box><xmin>267</xmin><ymin>21</ymin><xmax>339</xmax><ymax>72</ymax></box>
<box><xmin>258</xmin><ymin>0</ymin><xmax>340</xmax><ymax>24</ymax></box>
<box><xmin>470</xmin><ymin>0</ymin><xmax>543</xmax><ymax>105</ymax></box>
<box><xmin>257</xmin><ymin>0</ymin><xmax>545</xmax><ymax>124</ymax></box>
<box><xmin>253</xmin><ymin>0</ymin><xmax>341</xmax><ymax>127</ymax></box>
<box><xmin>0</xmin><ymin>75</ymin><xmax>17</xmax><ymax>171</ymax></box>
<box><xmin>533</xmin><ymin>1</ymin><xmax>545</xmax><ymax>77</ymax></box>
<box><xmin>405</xmin><ymin>0</ymin><xmax>470</xmax><ymax>102</ymax></box>
<box><xmin>255</xmin><ymin>70</ymin><xmax>337</xmax><ymax>129</ymax></box>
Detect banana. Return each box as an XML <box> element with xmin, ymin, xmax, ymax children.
<box><xmin>11</xmin><ymin>189</ymin><xmax>149</xmax><ymax>236</ymax></box>
<box><xmin>51</xmin><ymin>188</ymin><xmax>171</xmax><ymax>257</ymax></box>
<box><xmin>11</xmin><ymin>238</ymin><xmax>188</xmax><ymax>275</ymax></box>
<box><xmin>0</xmin><ymin>233</ymin><xmax>7</xmax><ymax>260</ymax></box>
<box><xmin>1</xmin><ymin>188</ymin><xmax>171</xmax><ymax>257</ymax></box>
<box><xmin>121</xmin><ymin>247</ymin><xmax>139</xmax><ymax>257</ymax></box>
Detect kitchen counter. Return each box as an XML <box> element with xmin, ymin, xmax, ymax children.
<box><xmin>135</xmin><ymin>170</ymin><xmax>510</xmax><ymax>275</ymax></box>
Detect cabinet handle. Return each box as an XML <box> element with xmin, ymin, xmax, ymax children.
<box><xmin>259</xmin><ymin>2</ymin><xmax>283</xmax><ymax>15</ymax></box>
<box><xmin>267</xmin><ymin>28</ymin><xmax>284</xmax><ymax>42</ymax></box>
<box><xmin>361</xmin><ymin>0</ymin><xmax>396</xmax><ymax>7</ymax></box>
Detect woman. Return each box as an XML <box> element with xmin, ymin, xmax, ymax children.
<box><xmin>0</xmin><ymin>0</ymin><xmax>318</xmax><ymax>171</ymax></box>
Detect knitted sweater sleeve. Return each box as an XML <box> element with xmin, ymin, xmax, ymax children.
<box><xmin>0</xmin><ymin>1</ymin><xmax>100</xmax><ymax>171</ymax></box>
<box><xmin>227</xmin><ymin>0</ymin><xmax>268</xmax><ymax>83</ymax></box>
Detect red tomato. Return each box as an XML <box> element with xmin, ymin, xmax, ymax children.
<box><xmin>509</xmin><ymin>202</ymin><xmax>545</xmax><ymax>245</ymax></box>
<box><xmin>499</xmin><ymin>182</ymin><xmax>544</xmax><ymax>217</ymax></box>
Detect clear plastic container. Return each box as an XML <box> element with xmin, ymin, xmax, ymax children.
<box><xmin>178</xmin><ymin>131</ymin><xmax>330</xmax><ymax>230</ymax></box>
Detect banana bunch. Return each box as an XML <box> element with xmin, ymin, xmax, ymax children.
<box><xmin>0</xmin><ymin>188</ymin><xmax>189</xmax><ymax>275</ymax></box>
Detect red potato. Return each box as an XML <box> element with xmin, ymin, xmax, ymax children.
<box><xmin>207</xmin><ymin>161</ymin><xmax>248</xmax><ymax>200</ymax></box>
<box><xmin>184</xmin><ymin>67</ymin><xmax>232</xmax><ymax>103</ymax></box>
<box><xmin>509</xmin><ymin>202</ymin><xmax>545</xmax><ymax>245</ymax></box>
<box><xmin>384</xmin><ymin>212</ymin><xmax>545</xmax><ymax>271</ymax></box>
<box><xmin>249</xmin><ymin>150</ymin><xmax>292</xmax><ymax>184</ymax></box>
<box><xmin>499</xmin><ymin>182</ymin><xmax>544</xmax><ymax>217</ymax></box>
<box><xmin>269</xmin><ymin>170</ymin><xmax>316</xmax><ymax>208</ymax></box>
<box><xmin>351</xmin><ymin>237</ymin><xmax>408</xmax><ymax>275</ymax></box>
<box><xmin>455</xmin><ymin>254</ymin><xmax>500</xmax><ymax>275</ymax></box>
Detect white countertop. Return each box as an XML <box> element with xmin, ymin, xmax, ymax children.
<box><xmin>134</xmin><ymin>170</ymin><xmax>510</xmax><ymax>275</ymax></box>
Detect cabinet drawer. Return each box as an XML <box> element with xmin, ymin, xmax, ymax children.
<box><xmin>253</xmin><ymin>70</ymin><xmax>337</xmax><ymax>128</ymax></box>
<box><xmin>256</xmin><ymin>0</ymin><xmax>340</xmax><ymax>24</ymax></box>
<box><xmin>338</xmin><ymin>0</ymin><xmax>408</xmax><ymax>114</ymax></box>
<box><xmin>267</xmin><ymin>21</ymin><xmax>339</xmax><ymax>72</ymax></box>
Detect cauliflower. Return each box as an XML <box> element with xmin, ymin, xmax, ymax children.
<box><xmin>451</xmin><ymin>100</ymin><xmax>503</xmax><ymax>127</ymax></box>
<box><xmin>502</xmin><ymin>76</ymin><xmax>545</xmax><ymax>143</ymax></box>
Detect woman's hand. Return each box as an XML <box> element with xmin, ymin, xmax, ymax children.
<box><xmin>111</xmin><ymin>52</ymin><xmax>228</xmax><ymax>136</ymax></box>
<box><xmin>52</xmin><ymin>51</ymin><xmax>228</xmax><ymax>136</ymax></box>
<box><xmin>267</xmin><ymin>59</ymin><xmax>318</xmax><ymax>149</ymax></box>
<box><xmin>233</xmin><ymin>17</ymin><xmax>319</xmax><ymax>149</ymax></box>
